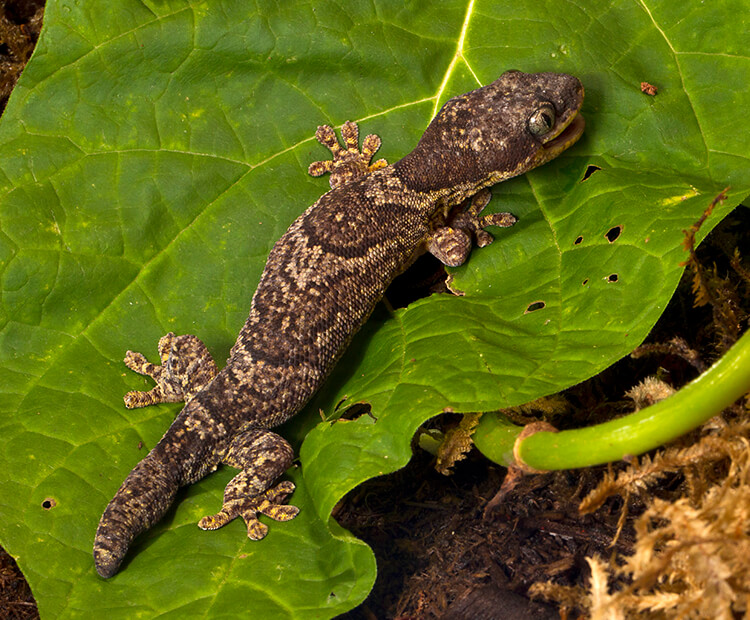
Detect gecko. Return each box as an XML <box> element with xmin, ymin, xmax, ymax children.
<box><xmin>94</xmin><ymin>70</ymin><xmax>585</xmax><ymax>578</ymax></box>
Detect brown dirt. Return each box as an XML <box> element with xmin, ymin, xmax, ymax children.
<box><xmin>0</xmin><ymin>0</ymin><xmax>43</xmax><ymax>116</ymax></box>
<box><xmin>1</xmin><ymin>1</ymin><xmax>46</xmax><ymax>613</ymax></box>
<box><xmin>1</xmin><ymin>2</ymin><xmax>748</xmax><ymax>617</ymax></box>
<box><xmin>0</xmin><ymin>545</ymin><xmax>38</xmax><ymax>620</ymax></box>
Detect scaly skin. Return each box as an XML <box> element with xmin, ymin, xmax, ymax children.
<box><xmin>93</xmin><ymin>70</ymin><xmax>584</xmax><ymax>578</ymax></box>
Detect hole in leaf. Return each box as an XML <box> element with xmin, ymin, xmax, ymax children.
<box><xmin>582</xmin><ymin>278</ymin><xmax>589</xmax><ymax>286</ymax></box>
<box><xmin>338</xmin><ymin>402</ymin><xmax>375</xmax><ymax>422</ymax></box>
<box><xmin>581</xmin><ymin>164</ymin><xmax>601</xmax><ymax>181</ymax></box>
<box><xmin>605</xmin><ymin>225</ymin><xmax>623</xmax><ymax>243</ymax></box>
<box><xmin>574</xmin><ymin>236</ymin><xmax>583</xmax><ymax>245</ymax></box>
<box><xmin>525</xmin><ymin>301</ymin><xmax>546</xmax><ymax>314</ymax></box>
<box><xmin>607</xmin><ymin>273</ymin><xmax>619</xmax><ymax>283</ymax></box>
<box><xmin>42</xmin><ymin>498</ymin><xmax>57</xmax><ymax>510</ymax></box>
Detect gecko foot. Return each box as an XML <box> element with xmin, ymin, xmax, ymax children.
<box><xmin>308</xmin><ymin>120</ymin><xmax>388</xmax><ymax>189</ymax></box>
<box><xmin>198</xmin><ymin>428</ymin><xmax>299</xmax><ymax>539</ymax></box>
<box><xmin>123</xmin><ymin>332</ymin><xmax>219</xmax><ymax>408</ymax></box>
<box><xmin>198</xmin><ymin>480</ymin><xmax>299</xmax><ymax>540</ymax></box>
<box><xmin>428</xmin><ymin>189</ymin><xmax>517</xmax><ymax>267</ymax></box>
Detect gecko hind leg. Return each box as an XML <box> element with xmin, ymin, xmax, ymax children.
<box><xmin>308</xmin><ymin>120</ymin><xmax>388</xmax><ymax>189</ymax></box>
<box><xmin>198</xmin><ymin>428</ymin><xmax>299</xmax><ymax>539</ymax></box>
<box><xmin>123</xmin><ymin>332</ymin><xmax>219</xmax><ymax>409</ymax></box>
<box><xmin>428</xmin><ymin>188</ymin><xmax>517</xmax><ymax>267</ymax></box>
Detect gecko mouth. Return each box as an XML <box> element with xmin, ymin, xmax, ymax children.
<box><xmin>541</xmin><ymin>112</ymin><xmax>585</xmax><ymax>158</ymax></box>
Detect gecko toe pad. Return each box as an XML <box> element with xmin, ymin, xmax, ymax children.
<box><xmin>308</xmin><ymin>120</ymin><xmax>388</xmax><ymax>189</ymax></box>
<box><xmin>198</xmin><ymin>480</ymin><xmax>299</xmax><ymax>540</ymax></box>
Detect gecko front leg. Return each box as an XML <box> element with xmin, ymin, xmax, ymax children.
<box><xmin>123</xmin><ymin>332</ymin><xmax>219</xmax><ymax>408</ymax></box>
<box><xmin>308</xmin><ymin>120</ymin><xmax>388</xmax><ymax>188</ymax></box>
<box><xmin>428</xmin><ymin>189</ymin><xmax>517</xmax><ymax>267</ymax></box>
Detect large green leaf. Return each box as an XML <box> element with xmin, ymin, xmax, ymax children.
<box><xmin>1</xmin><ymin>0</ymin><xmax>748</xmax><ymax>617</ymax></box>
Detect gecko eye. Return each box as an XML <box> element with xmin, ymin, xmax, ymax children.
<box><xmin>528</xmin><ymin>103</ymin><xmax>556</xmax><ymax>136</ymax></box>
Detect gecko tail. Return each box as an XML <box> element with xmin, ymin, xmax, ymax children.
<box><xmin>93</xmin><ymin>454</ymin><xmax>179</xmax><ymax>578</ymax></box>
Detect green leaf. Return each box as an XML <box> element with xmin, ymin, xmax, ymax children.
<box><xmin>1</xmin><ymin>0</ymin><xmax>748</xmax><ymax>617</ymax></box>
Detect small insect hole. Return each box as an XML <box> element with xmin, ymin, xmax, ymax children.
<box><xmin>582</xmin><ymin>278</ymin><xmax>589</xmax><ymax>286</ymax></box>
<box><xmin>574</xmin><ymin>236</ymin><xmax>583</xmax><ymax>245</ymax></box>
<box><xmin>581</xmin><ymin>165</ymin><xmax>602</xmax><ymax>181</ymax></box>
<box><xmin>607</xmin><ymin>273</ymin><xmax>619</xmax><ymax>283</ymax></box>
<box><xmin>42</xmin><ymin>498</ymin><xmax>57</xmax><ymax>510</ymax></box>
<box><xmin>605</xmin><ymin>225</ymin><xmax>623</xmax><ymax>243</ymax></box>
<box><xmin>525</xmin><ymin>301</ymin><xmax>546</xmax><ymax>314</ymax></box>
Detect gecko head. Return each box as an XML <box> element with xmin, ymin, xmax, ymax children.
<box><xmin>403</xmin><ymin>70</ymin><xmax>584</xmax><ymax>194</ymax></box>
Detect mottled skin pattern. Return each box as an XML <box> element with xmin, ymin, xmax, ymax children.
<box><xmin>94</xmin><ymin>71</ymin><xmax>584</xmax><ymax>578</ymax></box>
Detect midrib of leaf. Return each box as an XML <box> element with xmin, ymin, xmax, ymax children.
<box><xmin>433</xmin><ymin>0</ymin><xmax>481</xmax><ymax>115</ymax></box>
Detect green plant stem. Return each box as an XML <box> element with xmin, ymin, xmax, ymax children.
<box><xmin>474</xmin><ymin>328</ymin><xmax>750</xmax><ymax>470</ymax></box>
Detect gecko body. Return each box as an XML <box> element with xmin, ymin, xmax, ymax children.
<box><xmin>94</xmin><ymin>70</ymin><xmax>584</xmax><ymax>578</ymax></box>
